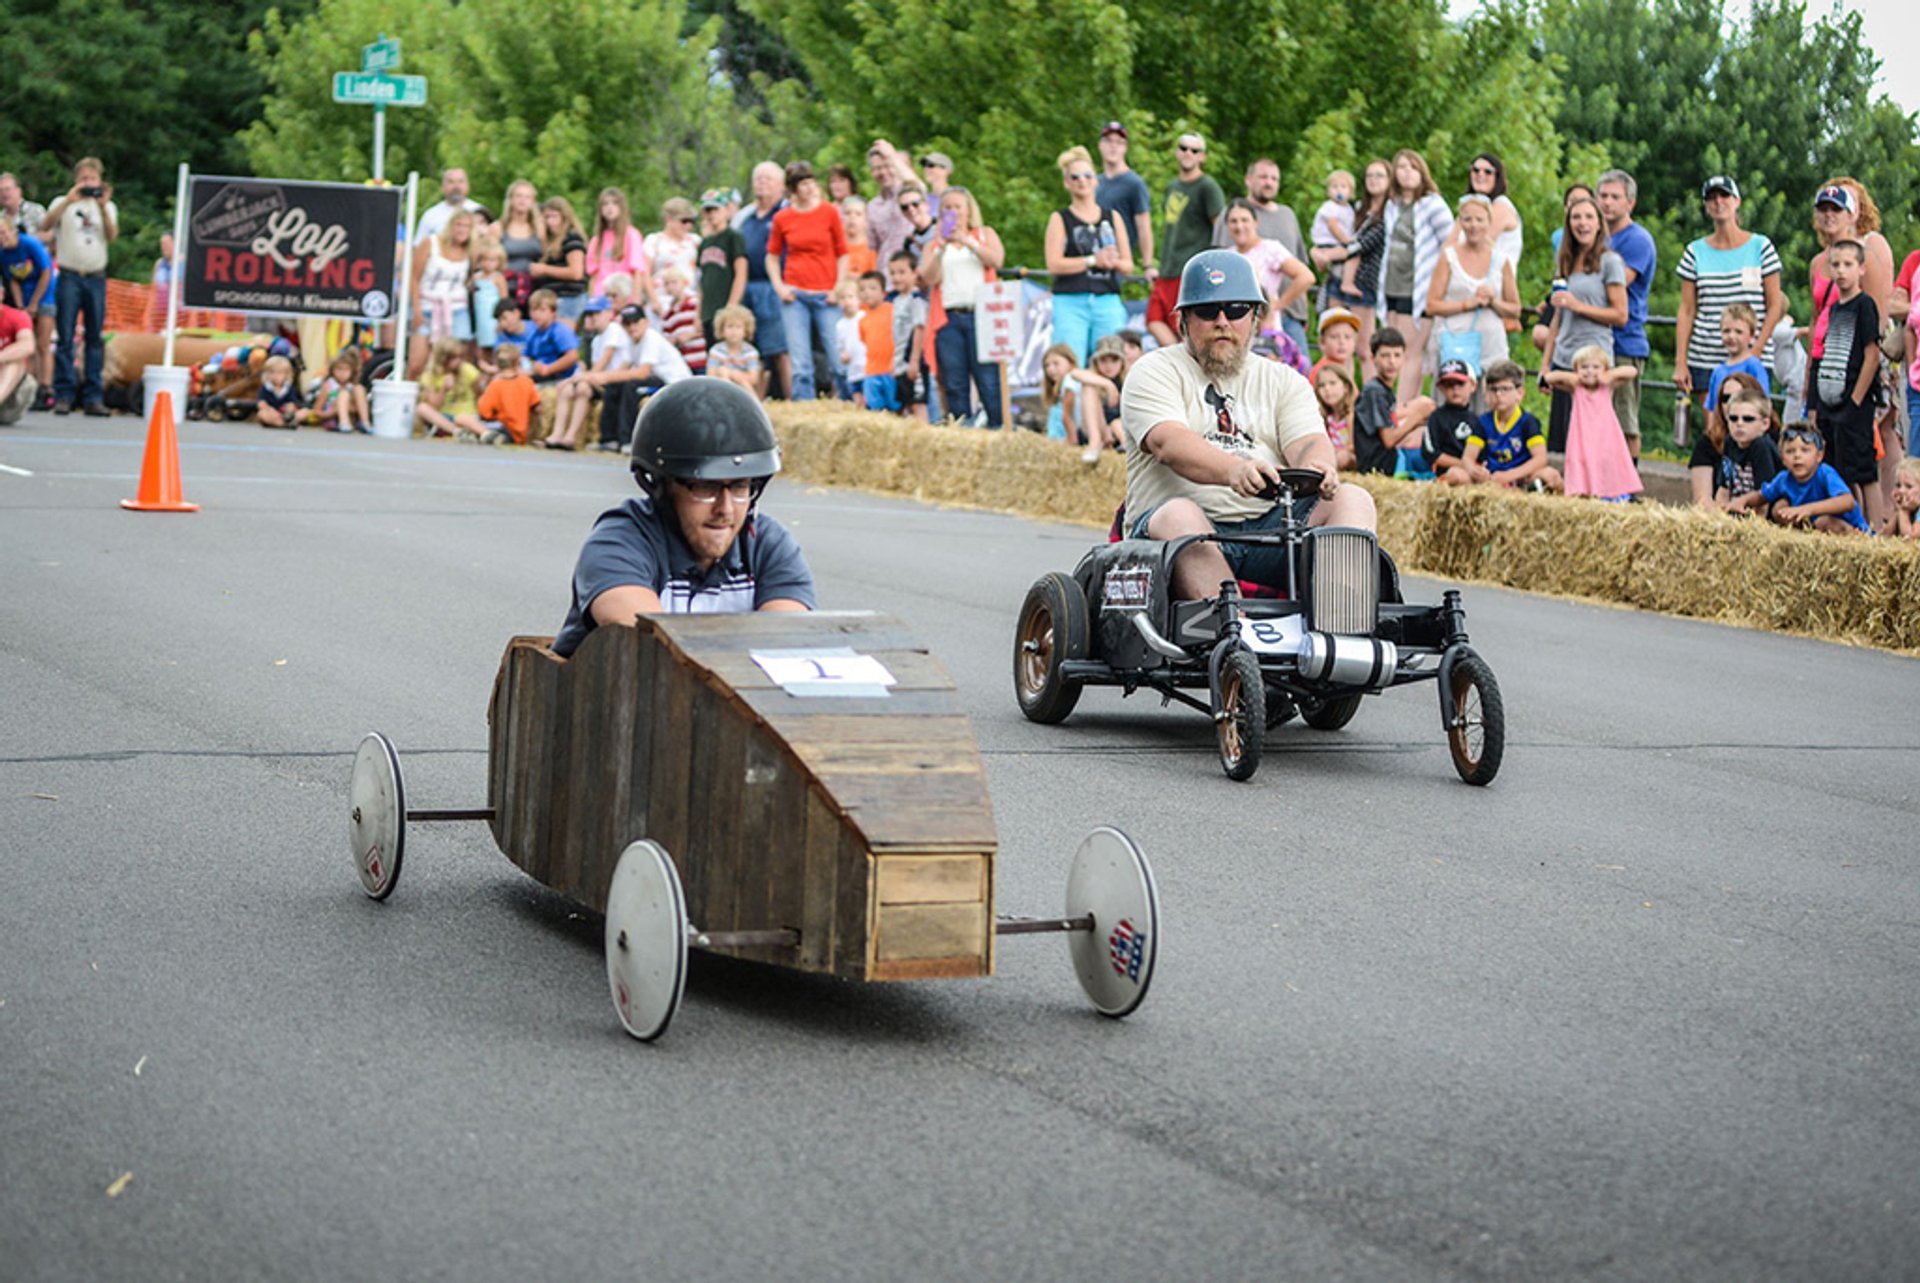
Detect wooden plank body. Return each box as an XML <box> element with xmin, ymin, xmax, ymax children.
<box><xmin>486</xmin><ymin>613</ymin><xmax>998</xmax><ymax>981</ymax></box>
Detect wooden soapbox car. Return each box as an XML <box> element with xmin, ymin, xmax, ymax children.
<box><xmin>347</xmin><ymin>612</ymin><xmax>1160</xmax><ymax>1040</ymax></box>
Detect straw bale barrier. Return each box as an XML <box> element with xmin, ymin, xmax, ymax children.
<box><xmin>766</xmin><ymin>403</ymin><xmax>1920</xmax><ymax>655</ymax></box>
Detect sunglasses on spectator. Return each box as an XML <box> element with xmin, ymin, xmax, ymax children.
<box><xmin>1470</xmin><ymin>164</ymin><xmax>1497</xmax><ymax>175</ymax></box>
<box><xmin>1185</xmin><ymin>301</ymin><xmax>1255</xmax><ymax>321</ymax></box>
<box><xmin>1067</xmin><ymin>171</ymin><xmax>1096</xmax><ymax>181</ymax></box>
<box><xmin>1176</xmin><ymin>144</ymin><xmax>1204</xmax><ymax>153</ymax></box>
<box><xmin>677</xmin><ymin>478</ymin><xmax>756</xmax><ymax>503</ymax></box>
<box><xmin>900</xmin><ymin>198</ymin><xmax>924</xmax><ymax>210</ymax></box>
<box><xmin>1723</xmin><ymin>412</ymin><xmax>1765</xmax><ymax>423</ymax></box>
<box><xmin>1781</xmin><ymin>426</ymin><xmax>1823</xmax><ymax>446</ymax></box>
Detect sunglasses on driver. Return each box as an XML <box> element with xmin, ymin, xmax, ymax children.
<box><xmin>1185</xmin><ymin>301</ymin><xmax>1256</xmax><ymax>322</ymax></box>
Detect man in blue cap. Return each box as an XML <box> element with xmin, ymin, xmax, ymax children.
<box><xmin>1120</xmin><ymin>249</ymin><xmax>1375</xmax><ymax>599</ymax></box>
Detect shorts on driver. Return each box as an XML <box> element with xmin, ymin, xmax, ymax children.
<box><xmin>1129</xmin><ymin>494</ymin><xmax>1318</xmax><ymax>589</ymax></box>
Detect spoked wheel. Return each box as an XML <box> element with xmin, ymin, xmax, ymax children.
<box><xmin>1065</xmin><ymin>827</ymin><xmax>1159</xmax><ymax>1018</ymax></box>
<box><xmin>1446</xmin><ymin>655</ymin><xmax>1506</xmax><ymax>786</ymax></box>
<box><xmin>604</xmin><ymin>840</ymin><xmax>689</xmax><ymax>1042</ymax></box>
<box><xmin>1302</xmin><ymin>693</ymin><xmax>1363</xmax><ymax>731</ymax></box>
<box><xmin>1214</xmin><ymin>648</ymin><xmax>1265</xmax><ymax>782</ymax></box>
<box><xmin>348</xmin><ymin>732</ymin><xmax>405</xmax><ymax>900</ymax></box>
<box><xmin>1014</xmin><ymin>572</ymin><xmax>1089</xmax><ymax>724</ymax></box>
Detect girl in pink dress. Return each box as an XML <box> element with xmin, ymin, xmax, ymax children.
<box><xmin>1544</xmin><ymin>344</ymin><xmax>1643</xmax><ymax>500</ymax></box>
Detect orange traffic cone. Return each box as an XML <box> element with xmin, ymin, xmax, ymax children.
<box><xmin>120</xmin><ymin>391</ymin><xmax>199</xmax><ymax>513</ymax></box>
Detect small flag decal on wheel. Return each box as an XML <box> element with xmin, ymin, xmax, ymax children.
<box><xmin>1109</xmin><ymin>918</ymin><xmax>1146</xmax><ymax>981</ymax></box>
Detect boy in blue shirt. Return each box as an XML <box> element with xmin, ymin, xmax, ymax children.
<box><xmin>1703</xmin><ymin>302</ymin><xmax>1769</xmax><ymax>412</ymax></box>
<box><xmin>519</xmin><ymin>289</ymin><xmax>580</xmax><ymax>385</ymax></box>
<box><xmin>1735</xmin><ymin>422</ymin><xmax>1868</xmax><ymax>533</ymax></box>
<box><xmin>1457</xmin><ymin>359</ymin><xmax>1562</xmax><ymax>491</ymax></box>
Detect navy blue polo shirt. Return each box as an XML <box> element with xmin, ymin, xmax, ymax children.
<box><xmin>552</xmin><ymin>496</ymin><xmax>817</xmax><ymax>657</ymax></box>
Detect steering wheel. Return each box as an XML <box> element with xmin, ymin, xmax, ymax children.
<box><xmin>1261</xmin><ymin>468</ymin><xmax>1328</xmax><ymax>500</ymax></box>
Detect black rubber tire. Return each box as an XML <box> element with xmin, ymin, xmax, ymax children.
<box><xmin>1215</xmin><ymin>649</ymin><xmax>1265</xmax><ymax>782</ymax></box>
<box><xmin>204</xmin><ymin>399</ymin><xmax>228</xmax><ymax>422</ymax></box>
<box><xmin>1446</xmin><ymin>655</ymin><xmax>1505</xmax><ymax>786</ymax></box>
<box><xmin>1302</xmin><ymin>693</ymin><xmax>1363</xmax><ymax>731</ymax></box>
<box><xmin>1013</xmin><ymin>573</ymin><xmax>1089</xmax><ymax>724</ymax></box>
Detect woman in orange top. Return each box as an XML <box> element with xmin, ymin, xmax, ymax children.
<box><xmin>766</xmin><ymin>161</ymin><xmax>850</xmax><ymax>400</ymax></box>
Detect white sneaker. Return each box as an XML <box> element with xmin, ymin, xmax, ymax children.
<box><xmin>1081</xmin><ymin>445</ymin><xmax>1101</xmax><ymax>464</ymax></box>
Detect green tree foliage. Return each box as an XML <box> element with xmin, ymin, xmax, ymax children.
<box><xmin>747</xmin><ymin>0</ymin><xmax>1141</xmax><ymax>264</ymax></box>
<box><xmin>243</xmin><ymin>0</ymin><xmax>819</xmax><ymax>225</ymax></box>
<box><xmin>1544</xmin><ymin>0</ymin><xmax>1917</xmax><ymax>322</ymax></box>
<box><xmin>0</xmin><ymin>0</ymin><xmax>308</xmax><ymax>271</ymax></box>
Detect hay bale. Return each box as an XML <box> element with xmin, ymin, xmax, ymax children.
<box><xmin>767</xmin><ymin>402</ymin><xmax>1920</xmax><ymax>655</ymax></box>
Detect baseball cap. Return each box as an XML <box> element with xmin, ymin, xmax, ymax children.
<box><xmin>1701</xmin><ymin>175</ymin><xmax>1740</xmax><ymax>199</ymax></box>
<box><xmin>1317</xmin><ymin>306</ymin><xmax>1360</xmax><ymax>336</ymax></box>
<box><xmin>1436</xmin><ymin>359</ymin><xmax>1476</xmax><ymax>384</ymax></box>
<box><xmin>920</xmin><ymin>152</ymin><xmax>953</xmax><ymax>171</ymax></box>
<box><xmin>582</xmin><ymin>294</ymin><xmax>610</xmax><ymax>315</ymax></box>
<box><xmin>699</xmin><ymin>187</ymin><xmax>728</xmax><ymax>209</ymax></box>
<box><xmin>1100</xmin><ymin>120</ymin><xmax>1128</xmax><ymax>139</ymax></box>
<box><xmin>1092</xmin><ymin>333</ymin><xmax>1127</xmax><ymax>360</ymax></box>
<box><xmin>1814</xmin><ymin>184</ymin><xmax>1856</xmax><ymax>212</ymax></box>
<box><xmin>617</xmin><ymin>304</ymin><xmax>647</xmax><ymax>325</ymax></box>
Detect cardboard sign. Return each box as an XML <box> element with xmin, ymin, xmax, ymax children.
<box><xmin>182</xmin><ymin>176</ymin><xmax>402</xmax><ymax>320</ymax></box>
<box><xmin>975</xmin><ymin>280</ymin><xmax>1025</xmax><ymax>364</ymax></box>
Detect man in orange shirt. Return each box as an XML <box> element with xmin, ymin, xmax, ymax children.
<box><xmin>477</xmin><ymin>342</ymin><xmax>540</xmax><ymax>444</ymax></box>
<box><xmin>855</xmin><ymin>271</ymin><xmax>898</xmax><ymax>413</ymax></box>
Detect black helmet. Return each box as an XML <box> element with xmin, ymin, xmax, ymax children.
<box><xmin>1174</xmin><ymin>249</ymin><xmax>1265</xmax><ymax>311</ymax></box>
<box><xmin>629</xmin><ymin>377</ymin><xmax>782</xmax><ymax>498</ymax></box>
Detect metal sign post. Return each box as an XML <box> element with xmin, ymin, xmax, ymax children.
<box><xmin>392</xmin><ymin>173</ymin><xmax>420</xmax><ymax>381</ymax></box>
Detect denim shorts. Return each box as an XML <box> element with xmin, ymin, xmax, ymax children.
<box><xmin>1130</xmin><ymin>494</ymin><xmax>1317</xmax><ymax>589</ymax></box>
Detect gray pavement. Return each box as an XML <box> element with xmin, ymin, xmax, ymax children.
<box><xmin>2</xmin><ymin>408</ymin><xmax>1916</xmax><ymax>1281</ymax></box>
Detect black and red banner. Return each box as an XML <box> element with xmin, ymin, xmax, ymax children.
<box><xmin>183</xmin><ymin>177</ymin><xmax>401</xmax><ymax>320</ymax></box>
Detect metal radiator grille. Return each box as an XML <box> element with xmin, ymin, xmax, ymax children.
<box><xmin>1308</xmin><ymin>530</ymin><xmax>1378</xmax><ymax>635</ymax></box>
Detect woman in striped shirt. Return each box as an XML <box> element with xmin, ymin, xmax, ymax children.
<box><xmin>1376</xmin><ymin>149</ymin><xmax>1455</xmax><ymax>401</ymax></box>
<box><xmin>1673</xmin><ymin>175</ymin><xmax>1784</xmax><ymax>400</ymax></box>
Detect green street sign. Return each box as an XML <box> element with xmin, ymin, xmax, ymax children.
<box><xmin>361</xmin><ymin>37</ymin><xmax>401</xmax><ymax>73</ymax></box>
<box><xmin>332</xmin><ymin>72</ymin><xmax>427</xmax><ymax>108</ymax></box>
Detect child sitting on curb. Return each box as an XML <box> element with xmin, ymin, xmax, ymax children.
<box><xmin>254</xmin><ymin>355</ymin><xmax>302</xmax><ymax>429</ymax></box>
<box><xmin>1312</xmin><ymin>361</ymin><xmax>1358</xmax><ymax>472</ymax></box>
<box><xmin>476</xmin><ymin>342</ymin><xmax>537</xmax><ymax>445</ymax></box>
<box><xmin>1352</xmin><ymin>327</ymin><xmax>1432</xmax><ymax>475</ymax></box>
<box><xmin>1893</xmin><ymin>458</ymin><xmax>1920</xmax><ymax>539</ymax></box>
<box><xmin>1425</xmin><ymin>359</ymin><xmax>1480</xmax><ymax>484</ymax></box>
<box><xmin>1733</xmin><ymin>423</ymin><xmax>1868</xmax><ymax>533</ymax></box>
<box><xmin>1708</xmin><ymin>387</ymin><xmax>1781</xmax><ymax>512</ymax></box>
<box><xmin>706</xmin><ymin>305</ymin><xmax>764</xmax><ymax>398</ymax></box>
<box><xmin>1455</xmin><ymin>359</ymin><xmax>1562</xmax><ymax>491</ymax></box>
<box><xmin>309</xmin><ymin>351</ymin><xmax>370</xmax><ymax>433</ymax></box>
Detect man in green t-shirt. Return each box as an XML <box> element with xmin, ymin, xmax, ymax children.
<box><xmin>1148</xmin><ymin>133</ymin><xmax>1226</xmax><ymax>347</ymax></box>
<box><xmin>694</xmin><ymin>188</ymin><xmax>748</xmax><ymax>346</ymax></box>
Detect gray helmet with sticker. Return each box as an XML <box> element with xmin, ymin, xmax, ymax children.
<box><xmin>629</xmin><ymin>376</ymin><xmax>782</xmax><ymax>498</ymax></box>
<box><xmin>1174</xmin><ymin>249</ymin><xmax>1266</xmax><ymax>311</ymax></box>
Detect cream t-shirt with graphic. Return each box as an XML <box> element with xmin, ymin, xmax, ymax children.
<box><xmin>1120</xmin><ymin>343</ymin><xmax>1327</xmax><ymax>524</ymax></box>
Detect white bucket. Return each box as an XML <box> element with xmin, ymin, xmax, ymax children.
<box><xmin>143</xmin><ymin>365</ymin><xmax>192</xmax><ymax>425</ymax></box>
<box><xmin>369</xmin><ymin>379</ymin><xmax>420</xmax><ymax>439</ymax></box>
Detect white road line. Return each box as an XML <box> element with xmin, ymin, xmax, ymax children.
<box><xmin>0</xmin><ymin>462</ymin><xmax>33</xmax><ymax>477</ymax></box>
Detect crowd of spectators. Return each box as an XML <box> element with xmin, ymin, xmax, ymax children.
<box><xmin>4</xmin><ymin>138</ymin><xmax>1919</xmax><ymax>538</ymax></box>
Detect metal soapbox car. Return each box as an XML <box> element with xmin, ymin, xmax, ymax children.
<box><xmin>1013</xmin><ymin>470</ymin><xmax>1505</xmax><ymax>784</ymax></box>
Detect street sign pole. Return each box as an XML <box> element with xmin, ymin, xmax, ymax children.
<box><xmin>372</xmin><ymin>103</ymin><xmax>385</xmax><ymax>183</ymax></box>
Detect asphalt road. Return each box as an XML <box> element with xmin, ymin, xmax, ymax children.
<box><xmin>3</xmin><ymin>410</ymin><xmax>1916</xmax><ymax>1281</ymax></box>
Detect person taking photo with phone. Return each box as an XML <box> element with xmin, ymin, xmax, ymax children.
<box><xmin>39</xmin><ymin>157</ymin><xmax>117</xmax><ymax>416</ymax></box>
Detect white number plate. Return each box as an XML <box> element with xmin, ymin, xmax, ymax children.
<box><xmin>1237</xmin><ymin>616</ymin><xmax>1304</xmax><ymax>655</ymax></box>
